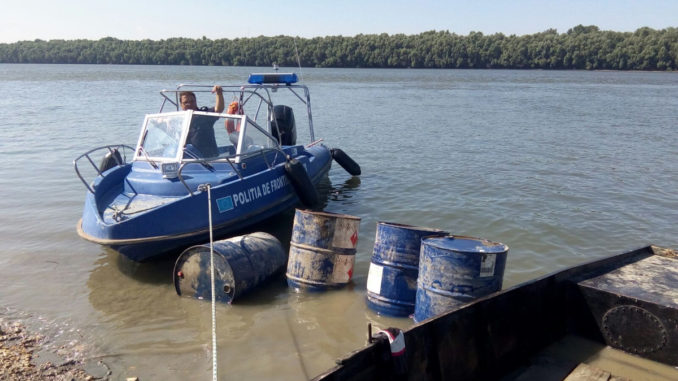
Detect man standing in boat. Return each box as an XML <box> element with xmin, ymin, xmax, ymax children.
<box><xmin>180</xmin><ymin>86</ymin><xmax>224</xmax><ymax>157</ymax></box>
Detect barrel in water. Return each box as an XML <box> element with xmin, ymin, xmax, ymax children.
<box><xmin>174</xmin><ymin>232</ymin><xmax>286</xmax><ymax>304</ymax></box>
<box><xmin>366</xmin><ymin>222</ymin><xmax>448</xmax><ymax>317</ymax></box>
<box><xmin>414</xmin><ymin>235</ymin><xmax>508</xmax><ymax>322</ymax></box>
<box><xmin>286</xmin><ymin>209</ymin><xmax>360</xmax><ymax>291</ymax></box>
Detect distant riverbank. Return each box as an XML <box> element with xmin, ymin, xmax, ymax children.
<box><xmin>1</xmin><ymin>25</ymin><xmax>676</xmax><ymax>70</ymax></box>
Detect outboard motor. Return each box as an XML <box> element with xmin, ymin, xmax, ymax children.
<box><xmin>272</xmin><ymin>105</ymin><xmax>297</xmax><ymax>145</ymax></box>
<box><xmin>99</xmin><ymin>148</ymin><xmax>123</xmax><ymax>173</ymax></box>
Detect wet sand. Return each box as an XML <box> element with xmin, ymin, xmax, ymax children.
<box><xmin>0</xmin><ymin>318</ymin><xmax>101</xmax><ymax>380</ymax></box>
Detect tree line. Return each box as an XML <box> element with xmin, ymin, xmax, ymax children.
<box><xmin>1</xmin><ymin>25</ymin><xmax>676</xmax><ymax>70</ymax></box>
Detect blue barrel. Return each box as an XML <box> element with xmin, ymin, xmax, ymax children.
<box><xmin>366</xmin><ymin>222</ymin><xmax>448</xmax><ymax>317</ymax></box>
<box><xmin>414</xmin><ymin>235</ymin><xmax>508</xmax><ymax>322</ymax></box>
<box><xmin>173</xmin><ymin>232</ymin><xmax>286</xmax><ymax>304</ymax></box>
<box><xmin>286</xmin><ymin>209</ymin><xmax>361</xmax><ymax>291</ymax></box>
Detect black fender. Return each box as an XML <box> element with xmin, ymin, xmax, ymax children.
<box><xmin>99</xmin><ymin>148</ymin><xmax>123</xmax><ymax>173</ymax></box>
<box><xmin>285</xmin><ymin>158</ymin><xmax>320</xmax><ymax>207</ymax></box>
<box><xmin>331</xmin><ymin>148</ymin><xmax>361</xmax><ymax>176</ymax></box>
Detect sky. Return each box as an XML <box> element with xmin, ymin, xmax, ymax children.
<box><xmin>1</xmin><ymin>0</ymin><xmax>676</xmax><ymax>43</ymax></box>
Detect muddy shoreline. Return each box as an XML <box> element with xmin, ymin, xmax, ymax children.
<box><xmin>0</xmin><ymin>318</ymin><xmax>105</xmax><ymax>380</ymax></box>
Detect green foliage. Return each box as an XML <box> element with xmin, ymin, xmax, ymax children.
<box><xmin>0</xmin><ymin>25</ymin><xmax>676</xmax><ymax>70</ymax></box>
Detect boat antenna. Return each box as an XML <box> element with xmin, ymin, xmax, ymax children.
<box><xmin>293</xmin><ymin>37</ymin><xmax>303</xmax><ymax>82</ymax></box>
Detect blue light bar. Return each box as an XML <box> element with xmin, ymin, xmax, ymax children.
<box><xmin>248</xmin><ymin>73</ymin><xmax>298</xmax><ymax>85</ymax></box>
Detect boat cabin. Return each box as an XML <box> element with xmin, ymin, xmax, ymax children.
<box><xmin>128</xmin><ymin>73</ymin><xmax>310</xmax><ymax>179</ymax></box>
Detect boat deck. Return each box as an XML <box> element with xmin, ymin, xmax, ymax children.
<box><xmin>501</xmin><ymin>335</ymin><xmax>678</xmax><ymax>381</ymax></box>
<box><xmin>103</xmin><ymin>193</ymin><xmax>182</xmax><ymax>223</ymax></box>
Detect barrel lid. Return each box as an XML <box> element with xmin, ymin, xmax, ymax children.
<box><xmin>173</xmin><ymin>245</ymin><xmax>236</xmax><ymax>303</ymax></box>
<box><xmin>422</xmin><ymin>235</ymin><xmax>508</xmax><ymax>254</ymax></box>
<box><xmin>296</xmin><ymin>208</ymin><xmax>361</xmax><ymax>221</ymax></box>
<box><xmin>377</xmin><ymin>221</ymin><xmax>448</xmax><ymax>234</ymax></box>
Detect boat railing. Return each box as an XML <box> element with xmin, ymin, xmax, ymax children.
<box><xmin>161</xmin><ymin>82</ymin><xmax>315</xmax><ymax>141</ymax></box>
<box><xmin>159</xmin><ymin>87</ymin><xmax>273</xmax><ymax>139</ymax></box>
<box><xmin>176</xmin><ymin>146</ymin><xmax>288</xmax><ymax>196</ymax></box>
<box><xmin>160</xmin><ymin>86</ymin><xmax>275</xmax><ymax>114</ymax></box>
<box><xmin>73</xmin><ymin>144</ymin><xmax>135</xmax><ymax>194</ymax></box>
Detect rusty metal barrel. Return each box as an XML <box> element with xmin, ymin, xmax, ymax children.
<box><xmin>286</xmin><ymin>209</ymin><xmax>361</xmax><ymax>291</ymax></box>
<box><xmin>173</xmin><ymin>232</ymin><xmax>286</xmax><ymax>304</ymax></box>
<box><xmin>366</xmin><ymin>222</ymin><xmax>448</xmax><ymax>317</ymax></box>
<box><xmin>414</xmin><ymin>235</ymin><xmax>508</xmax><ymax>322</ymax></box>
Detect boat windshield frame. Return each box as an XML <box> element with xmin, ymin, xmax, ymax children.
<box><xmin>133</xmin><ymin>111</ymin><xmax>191</xmax><ymax>162</ymax></box>
<box><xmin>133</xmin><ymin>110</ymin><xmax>281</xmax><ymax>166</ymax></box>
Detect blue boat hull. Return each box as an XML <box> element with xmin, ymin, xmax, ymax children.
<box><xmin>78</xmin><ymin>145</ymin><xmax>332</xmax><ymax>261</ymax></box>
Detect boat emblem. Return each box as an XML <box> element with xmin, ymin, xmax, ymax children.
<box><xmin>216</xmin><ymin>196</ymin><xmax>234</xmax><ymax>212</ymax></box>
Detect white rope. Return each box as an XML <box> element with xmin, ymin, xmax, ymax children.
<box><xmin>205</xmin><ymin>184</ymin><xmax>218</xmax><ymax>381</ymax></box>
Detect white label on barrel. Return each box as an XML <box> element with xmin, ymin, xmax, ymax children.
<box><xmin>480</xmin><ymin>254</ymin><xmax>496</xmax><ymax>277</ymax></box>
<box><xmin>366</xmin><ymin>263</ymin><xmax>383</xmax><ymax>294</ymax></box>
<box><xmin>331</xmin><ymin>219</ymin><xmax>359</xmax><ymax>249</ymax></box>
<box><xmin>332</xmin><ymin>254</ymin><xmax>355</xmax><ymax>283</ymax></box>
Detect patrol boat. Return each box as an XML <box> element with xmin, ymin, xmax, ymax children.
<box><xmin>74</xmin><ymin>73</ymin><xmax>360</xmax><ymax>261</ymax></box>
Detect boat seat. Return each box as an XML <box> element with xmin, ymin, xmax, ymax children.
<box><xmin>187</xmin><ymin>115</ymin><xmax>219</xmax><ymax>158</ymax></box>
<box><xmin>230</xmin><ymin>133</ymin><xmax>254</xmax><ymax>147</ymax></box>
<box><xmin>218</xmin><ymin>145</ymin><xmax>236</xmax><ymax>156</ymax></box>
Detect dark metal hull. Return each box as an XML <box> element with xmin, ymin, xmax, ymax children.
<box><xmin>315</xmin><ymin>245</ymin><xmax>678</xmax><ymax>381</ymax></box>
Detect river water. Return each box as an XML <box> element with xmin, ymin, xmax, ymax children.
<box><xmin>0</xmin><ymin>64</ymin><xmax>676</xmax><ymax>380</ymax></box>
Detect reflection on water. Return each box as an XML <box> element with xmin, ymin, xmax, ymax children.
<box><xmin>113</xmin><ymin>249</ymin><xmax>177</xmax><ymax>284</ymax></box>
<box><xmin>82</xmin><ymin>177</ymin><xmax>378</xmax><ymax>379</ymax></box>
<box><xmin>86</xmin><ymin>245</ymin><xmax>382</xmax><ymax>379</ymax></box>
<box><xmin>328</xmin><ymin>176</ymin><xmax>362</xmax><ymax>203</ymax></box>
<box><xmin>316</xmin><ymin>171</ymin><xmax>362</xmax><ymax>210</ymax></box>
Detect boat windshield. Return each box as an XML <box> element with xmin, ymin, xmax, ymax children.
<box><xmin>134</xmin><ymin>111</ymin><xmax>280</xmax><ymax>163</ymax></box>
<box><xmin>136</xmin><ymin>112</ymin><xmax>188</xmax><ymax>160</ymax></box>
